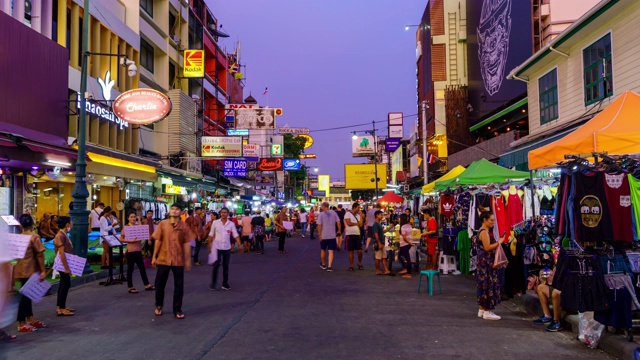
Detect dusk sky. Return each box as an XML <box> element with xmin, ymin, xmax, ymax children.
<box><xmin>211</xmin><ymin>1</ymin><xmax>425</xmax><ymax>181</ymax></box>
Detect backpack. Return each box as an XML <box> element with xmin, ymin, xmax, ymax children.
<box><xmin>253</xmin><ymin>224</ymin><xmax>265</xmax><ymax>236</ymax></box>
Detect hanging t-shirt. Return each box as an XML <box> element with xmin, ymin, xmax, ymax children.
<box><xmin>574</xmin><ymin>171</ymin><xmax>613</xmax><ymax>243</ymax></box>
<box><xmin>604</xmin><ymin>173</ymin><xmax>633</xmax><ymax>242</ymax></box>
<box><xmin>626</xmin><ymin>174</ymin><xmax>640</xmax><ymax>241</ymax></box>
<box><xmin>456</xmin><ymin>191</ymin><xmax>472</xmax><ymax>226</ymax></box>
<box><xmin>523</xmin><ymin>189</ymin><xmax>541</xmax><ymax>219</ymax></box>
<box><xmin>439</xmin><ymin>194</ymin><xmax>456</xmax><ymax>219</ymax></box>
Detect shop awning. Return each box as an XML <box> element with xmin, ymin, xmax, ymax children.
<box><xmin>498</xmin><ymin>128</ymin><xmax>575</xmax><ymax>171</ymax></box>
<box><xmin>469</xmin><ymin>98</ymin><xmax>528</xmax><ymax>132</ymax></box>
<box><xmin>422</xmin><ymin>165</ymin><xmax>466</xmax><ymax>194</ymax></box>
<box><xmin>529</xmin><ymin>90</ymin><xmax>640</xmax><ymax>169</ymax></box>
<box><xmin>435</xmin><ymin>159</ymin><xmax>530</xmax><ymax>191</ymax></box>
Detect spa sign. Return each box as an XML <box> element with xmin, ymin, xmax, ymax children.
<box><xmin>113</xmin><ymin>89</ymin><xmax>172</xmax><ymax>125</ymax></box>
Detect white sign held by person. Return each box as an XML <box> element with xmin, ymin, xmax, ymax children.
<box><xmin>53</xmin><ymin>253</ymin><xmax>87</xmax><ymax>277</ymax></box>
<box><xmin>283</xmin><ymin>221</ymin><xmax>294</xmax><ymax>230</ymax></box>
<box><xmin>19</xmin><ymin>272</ymin><xmax>52</xmax><ymax>303</ymax></box>
<box><xmin>0</xmin><ymin>233</ymin><xmax>31</xmax><ymax>262</ymax></box>
<box><xmin>124</xmin><ymin>225</ymin><xmax>150</xmax><ymax>241</ymax></box>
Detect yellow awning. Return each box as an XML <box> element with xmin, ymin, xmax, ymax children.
<box><xmin>88</xmin><ymin>152</ymin><xmax>157</xmax><ymax>174</ymax></box>
<box><xmin>421</xmin><ymin>165</ymin><xmax>466</xmax><ymax>194</ymax></box>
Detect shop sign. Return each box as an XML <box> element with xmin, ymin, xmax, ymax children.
<box><xmin>243</xmin><ymin>144</ymin><xmax>260</xmax><ymax>157</ymax></box>
<box><xmin>277</xmin><ymin>127</ymin><xmax>310</xmax><ymax>135</ymax></box>
<box><xmin>295</xmin><ymin>134</ymin><xmax>314</xmax><ymax>149</ymax></box>
<box><xmin>283</xmin><ymin>158</ymin><xmax>301</xmax><ymax>171</ymax></box>
<box><xmin>183</xmin><ymin>50</ymin><xmax>204</xmax><ymax>78</ymax></box>
<box><xmin>112</xmin><ymin>89</ymin><xmax>172</xmax><ymax>125</ymax></box>
<box><xmin>388</xmin><ymin>112</ymin><xmax>404</xmax><ymax>138</ymax></box>
<box><xmin>351</xmin><ymin>136</ymin><xmax>375</xmax><ymax>157</ymax></box>
<box><xmin>299</xmin><ymin>154</ymin><xmax>316</xmax><ymax>159</ymax></box>
<box><xmin>78</xmin><ymin>94</ymin><xmax>129</xmax><ymax>130</ymax></box>
<box><xmin>257</xmin><ymin>158</ymin><xmax>283</xmax><ymax>171</ymax></box>
<box><xmin>385</xmin><ymin>138</ymin><xmax>401</xmax><ymax>152</ymax></box>
<box><xmin>202</xmin><ymin>136</ymin><xmax>242</xmax><ymax>157</ymax></box>
<box><xmin>223</xmin><ymin>159</ymin><xmax>247</xmax><ymax>177</ymax></box>
<box><xmin>163</xmin><ymin>184</ymin><xmax>187</xmax><ymax>195</ymax></box>
<box><xmin>227</xmin><ymin>129</ymin><xmax>249</xmax><ymax>136</ymax></box>
<box><xmin>225</xmin><ymin>104</ymin><xmax>259</xmax><ymax>109</ymax></box>
<box><xmin>234</xmin><ymin>108</ymin><xmax>276</xmax><ymax>129</ymax></box>
<box><xmin>271</xmin><ymin>144</ymin><xmax>283</xmax><ymax>156</ymax></box>
<box><xmin>312</xmin><ymin>190</ymin><xmax>326</xmax><ymax>197</ymax></box>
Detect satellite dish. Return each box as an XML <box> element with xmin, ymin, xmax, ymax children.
<box><xmin>208</xmin><ymin>24</ymin><xmax>230</xmax><ymax>38</ymax></box>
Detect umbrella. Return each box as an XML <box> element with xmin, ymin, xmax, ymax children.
<box><xmin>377</xmin><ymin>191</ymin><xmax>403</xmax><ymax>204</ymax></box>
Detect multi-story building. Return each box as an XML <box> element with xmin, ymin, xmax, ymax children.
<box><xmin>505</xmin><ymin>0</ymin><xmax>639</xmax><ymax>170</ymax></box>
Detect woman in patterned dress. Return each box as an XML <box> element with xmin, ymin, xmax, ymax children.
<box><xmin>475</xmin><ymin>211</ymin><xmax>505</xmax><ymax>320</ymax></box>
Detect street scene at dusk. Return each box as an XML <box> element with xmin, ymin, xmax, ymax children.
<box><xmin>2</xmin><ymin>0</ymin><xmax>640</xmax><ymax>359</ymax></box>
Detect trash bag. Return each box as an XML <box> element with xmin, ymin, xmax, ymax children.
<box><xmin>578</xmin><ymin>312</ymin><xmax>605</xmax><ymax>349</ymax></box>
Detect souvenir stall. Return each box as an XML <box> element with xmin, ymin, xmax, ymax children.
<box><xmin>528</xmin><ymin>90</ymin><xmax>640</xmax><ymax>341</ymax></box>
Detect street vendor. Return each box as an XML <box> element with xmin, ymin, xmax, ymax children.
<box><xmin>420</xmin><ymin>209</ymin><xmax>438</xmax><ymax>270</ymax></box>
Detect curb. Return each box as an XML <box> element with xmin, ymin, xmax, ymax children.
<box><xmin>47</xmin><ymin>269</ymin><xmax>111</xmax><ymax>295</ymax></box>
<box><xmin>512</xmin><ymin>293</ymin><xmax>639</xmax><ymax>360</ymax></box>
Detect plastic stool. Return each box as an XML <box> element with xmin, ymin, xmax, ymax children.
<box><xmin>417</xmin><ymin>270</ymin><xmax>442</xmax><ymax>296</ymax></box>
<box><xmin>438</xmin><ymin>253</ymin><xmax>458</xmax><ymax>274</ymax></box>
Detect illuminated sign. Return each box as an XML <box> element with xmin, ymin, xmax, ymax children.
<box><xmin>257</xmin><ymin>158</ymin><xmax>283</xmax><ymax>171</ymax></box>
<box><xmin>112</xmin><ymin>89</ymin><xmax>172</xmax><ymax>125</ymax></box>
<box><xmin>183</xmin><ymin>50</ymin><xmax>204</xmax><ymax>78</ymax></box>
<box><xmin>299</xmin><ymin>154</ymin><xmax>316</xmax><ymax>159</ymax></box>
<box><xmin>235</xmin><ymin>108</ymin><xmax>276</xmax><ymax>129</ymax></box>
<box><xmin>243</xmin><ymin>144</ymin><xmax>259</xmax><ymax>157</ymax></box>
<box><xmin>225</xmin><ymin>104</ymin><xmax>259</xmax><ymax>109</ymax></box>
<box><xmin>318</xmin><ymin>175</ymin><xmax>330</xmax><ymax>197</ymax></box>
<box><xmin>283</xmin><ymin>158</ymin><xmax>301</xmax><ymax>171</ymax></box>
<box><xmin>77</xmin><ymin>71</ymin><xmax>129</xmax><ymax>130</ymax></box>
<box><xmin>344</xmin><ymin>163</ymin><xmax>388</xmax><ymax>190</ymax></box>
<box><xmin>163</xmin><ymin>184</ymin><xmax>187</xmax><ymax>195</ymax></box>
<box><xmin>271</xmin><ymin>144</ymin><xmax>283</xmax><ymax>156</ymax></box>
<box><xmin>202</xmin><ymin>136</ymin><xmax>242</xmax><ymax>157</ymax></box>
<box><xmin>227</xmin><ymin>129</ymin><xmax>249</xmax><ymax>136</ymax></box>
<box><xmin>295</xmin><ymin>134</ymin><xmax>314</xmax><ymax>149</ymax></box>
<box><xmin>223</xmin><ymin>159</ymin><xmax>247</xmax><ymax>177</ymax></box>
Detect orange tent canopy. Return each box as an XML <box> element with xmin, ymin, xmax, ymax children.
<box><xmin>377</xmin><ymin>191</ymin><xmax>403</xmax><ymax>204</ymax></box>
<box><xmin>529</xmin><ymin>90</ymin><xmax>640</xmax><ymax>169</ymax></box>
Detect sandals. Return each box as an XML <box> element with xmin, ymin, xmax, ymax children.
<box><xmin>145</xmin><ymin>285</ymin><xmax>156</xmax><ymax>291</ymax></box>
<box><xmin>174</xmin><ymin>312</ymin><xmax>185</xmax><ymax>320</ymax></box>
<box><xmin>358</xmin><ymin>265</ymin><xmax>364</xmax><ymax>270</ymax></box>
<box><xmin>65</xmin><ymin>307</ymin><xmax>75</xmax><ymax>312</ymax></box>
<box><xmin>17</xmin><ymin>324</ymin><xmax>37</xmax><ymax>333</ymax></box>
<box><xmin>402</xmin><ymin>274</ymin><xmax>412</xmax><ymax>279</ymax></box>
<box><xmin>154</xmin><ymin>306</ymin><xmax>163</xmax><ymax>316</ymax></box>
<box><xmin>30</xmin><ymin>320</ymin><xmax>47</xmax><ymax>329</ymax></box>
<box><xmin>128</xmin><ymin>288</ymin><xmax>139</xmax><ymax>294</ymax></box>
<box><xmin>56</xmin><ymin>309</ymin><xmax>75</xmax><ymax>316</ymax></box>
<box><xmin>0</xmin><ymin>330</ymin><xmax>17</xmax><ymax>341</ymax></box>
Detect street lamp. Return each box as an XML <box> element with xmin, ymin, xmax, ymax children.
<box><xmin>313</xmin><ymin>167</ymin><xmax>318</xmax><ymax>173</ymax></box>
<box><xmin>70</xmin><ymin>0</ymin><xmax>137</xmax><ymax>273</ymax></box>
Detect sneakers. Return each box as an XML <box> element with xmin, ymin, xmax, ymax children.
<box><xmin>477</xmin><ymin>309</ymin><xmax>484</xmax><ymax>318</ymax></box>
<box><xmin>221</xmin><ymin>284</ymin><xmax>231</xmax><ymax>290</ymax></box>
<box><xmin>533</xmin><ymin>315</ymin><xmax>553</xmax><ymax>325</ymax></box>
<box><xmin>320</xmin><ymin>264</ymin><xmax>327</xmax><ymax>270</ymax></box>
<box><xmin>545</xmin><ymin>321</ymin><xmax>561</xmax><ymax>332</ymax></box>
<box><xmin>483</xmin><ymin>311</ymin><xmax>501</xmax><ymax>320</ymax></box>
<box><xmin>327</xmin><ymin>267</ymin><xmax>334</xmax><ymax>272</ymax></box>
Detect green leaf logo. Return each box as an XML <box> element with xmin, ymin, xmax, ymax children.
<box><xmin>360</xmin><ymin>138</ymin><xmax>369</xmax><ymax>147</ymax></box>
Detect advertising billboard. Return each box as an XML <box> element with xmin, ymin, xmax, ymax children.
<box><xmin>385</xmin><ymin>138</ymin><xmax>401</xmax><ymax>152</ymax></box>
<box><xmin>388</xmin><ymin>112</ymin><xmax>403</xmax><ymax>138</ymax></box>
<box><xmin>283</xmin><ymin>158</ymin><xmax>301</xmax><ymax>171</ymax></box>
<box><xmin>243</xmin><ymin>144</ymin><xmax>259</xmax><ymax>157</ymax></box>
<box><xmin>466</xmin><ymin>0</ymin><xmax>532</xmax><ymax>122</ymax></box>
<box><xmin>234</xmin><ymin>108</ymin><xmax>276</xmax><ymax>129</ymax></box>
<box><xmin>391</xmin><ymin>147</ymin><xmax>403</xmax><ymax>185</ymax></box>
<box><xmin>183</xmin><ymin>50</ymin><xmax>204</xmax><ymax>78</ymax></box>
<box><xmin>223</xmin><ymin>159</ymin><xmax>247</xmax><ymax>177</ymax></box>
<box><xmin>344</xmin><ymin>164</ymin><xmax>388</xmax><ymax>190</ymax></box>
<box><xmin>201</xmin><ymin>136</ymin><xmax>242</xmax><ymax>157</ymax></box>
<box><xmin>257</xmin><ymin>158</ymin><xmax>283</xmax><ymax>171</ymax></box>
<box><xmin>318</xmin><ymin>175</ymin><xmax>331</xmax><ymax>197</ymax></box>
<box><xmin>352</xmin><ymin>136</ymin><xmax>376</xmax><ymax>157</ymax></box>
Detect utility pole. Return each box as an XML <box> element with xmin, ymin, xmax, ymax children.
<box><xmin>421</xmin><ymin>101</ymin><xmax>429</xmax><ymax>185</ymax></box>
<box><xmin>372</xmin><ymin>120</ymin><xmax>379</xmax><ymax>199</ymax></box>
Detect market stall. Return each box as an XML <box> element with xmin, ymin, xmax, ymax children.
<box><xmin>421</xmin><ymin>165</ymin><xmax>466</xmax><ymax>194</ymax></box>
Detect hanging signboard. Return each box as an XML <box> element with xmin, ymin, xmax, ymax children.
<box><xmin>257</xmin><ymin>158</ymin><xmax>283</xmax><ymax>171</ymax></box>
<box><xmin>295</xmin><ymin>134</ymin><xmax>314</xmax><ymax>149</ymax></box>
<box><xmin>183</xmin><ymin>50</ymin><xmax>205</xmax><ymax>78</ymax></box>
<box><xmin>201</xmin><ymin>136</ymin><xmax>242</xmax><ymax>157</ymax></box>
<box><xmin>299</xmin><ymin>154</ymin><xmax>316</xmax><ymax>159</ymax></box>
<box><xmin>277</xmin><ymin>127</ymin><xmax>310</xmax><ymax>135</ymax></box>
<box><xmin>227</xmin><ymin>129</ymin><xmax>249</xmax><ymax>136</ymax></box>
<box><xmin>223</xmin><ymin>159</ymin><xmax>247</xmax><ymax>177</ymax></box>
<box><xmin>344</xmin><ymin>164</ymin><xmax>388</xmax><ymax>190</ymax></box>
<box><xmin>283</xmin><ymin>158</ymin><xmax>301</xmax><ymax>171</ymax></box>
<box><xmin>235</xmin><ymin>108</ymin><xmax>276</xmax><ymax>129</ymax></box>
<box><xmin>388</xmin><ymin>112</ymin><xmax>404</xmax><ymax>139</ymax></box>
<box><xmin>352</xmin><ymin>136</ymin><xmax>375</xmax><ymax>157</ymax></box>
<box><xmin>112</xmin><ymin>89</ymin><xmax>172</xmax><ymax>125</ymax></box>
<box><xmin>385</xmin><ymin>138</ymin><xmax>401</xmax><ymax>152</ymax></box>
<box><xmin>243</xmin><ymin>144</ymin><xmax>259</xmax><ymax>157</ymax></box>
<box><xmin>271</xmin><ymin>144</ymin><xmax>283</xmax><ymax>156</ymax></box>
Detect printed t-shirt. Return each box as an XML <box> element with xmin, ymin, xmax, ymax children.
<box><xmin>317</xmin><ymin>210</ymin><xmax>340</xmax><ymax>239</ymax></box>
<box><xmin>604</xmin><ymin>173</ymin><xmax>633</xmax><ymax>242</ymax></box>
<box><xmin>627</xmin><ymin>174</ymin><xmax>640</xmax><ymax>240</ymax></box>
<box><xmin>440</xmin><ymin>194</ymin><xmax>456</xmax><ymax>218</ymax></box>
<box><xmin>344</xmin><ymin>212</ymin><xmax>360</xmax><ymax>236</ymax></box>
<box><xmin>400</xmin><ymin>224</ymin><xmax>413</xmax><ymax>247</ymax></box>
<box><xmin>574</xmin><ymin>171</ymin><xmax>613</xmax><ymax>243</ymax></box>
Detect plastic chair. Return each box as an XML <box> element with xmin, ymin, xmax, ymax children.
<box><xmin>418</xmin><ymin>269</ymin><xmax>442</xmax><ymax>296</ymax></box>
<box><xmin>438</xmin><ymin>252</ymin><xmax>458</xmax><ymax>274</ymax></box>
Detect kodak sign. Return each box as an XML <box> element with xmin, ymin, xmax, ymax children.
<box><xmin>183</xmin><ymin>50</ymin><xmax>204</xmax><ymax>78</ymax></box>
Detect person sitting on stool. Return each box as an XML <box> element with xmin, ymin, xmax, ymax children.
<box><xmin>533</xmin><ymin>270</ymin><xmax>562</xmax><ymax>332</ymax></box>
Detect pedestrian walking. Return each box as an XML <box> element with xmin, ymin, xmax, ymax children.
<box><xmin>398</xmin><ymin>214</ymin><xmax>414</xmax><ymax>279</ymax></box>
<box><xmin>317</xmin><ymin>202</ymin><xmax>341</xmax><ymax>272</ymax></box>
<box><xmin>299</xmin><ymin>208</ymin><xmax>308</xmax><ymax>237</ymax></box>
<box><xmin>308</xmin><ymin>208</ymin><xmax>317</xmax><ymax>240</ymax></box>
<box><xmin>54</xmin><ymin>216</ymin><xmax>75</xmax><ymax>316</ymax></box>
<box><xmin>208</xmin><ymin>207</ymin><xmax>241</xmax><ymax>290</ymax></box>
<box><xmin>14</xmin><ymin>214</ymin><xmax>46</xmax><ymax>332</ymax></box>
<box><xmin>372</xmin><ymin>210</ymin><xmax>392</xmax><ymax>275</ymax></box>
<box><xmin>336</xmin><ymin>204</ymin><xmax>346</xmax><ymax>251</ymax></box>
<box><xmin>151</xmin><ymin>203</ymin><xmax>196</xmax><ymax>319</ymax></box>
<box><xmin>251</xmin><ymin>210</ymin><xmax>266</xmax><ymax>254</ymax></box>
<box><xmin>240</xmin><ymin>210</ymin><xmax>253</xmax><ymax>253</ymax></box>
<box><xmin>344</xmin><ymin>203</ymin><xmax>364</xmax><ymax>271</ymax></box>
<box><xmin>475</xmin><ymin>211</ymin><xmax>505</xmax><ymax>321</ymax></box>
<box><xmin>274</xmin><ymin>207</ymin><xmax>288</xmax><ymax>254</ymax></box>
<box><xmin>143</xmin><ymin>210</ymin><xmax>155</xmax><ymax>258</ymax></box>
<box><xmin>186</xmin><ymin>208</ymin><xmax>205</xmax><ymax>266</ymax></box>
<box><xmin>121</xmin><ymin>212</ymin><xmax>154</xmax><ymax>294</ymax></box>
<box><xmin>264</xmin><ymin>214</ymin><xmax>273</xmax><ymax>242</ymax></box>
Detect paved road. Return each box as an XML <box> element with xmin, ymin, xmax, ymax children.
<box><xmin>1</xmin><ymin>234</ymin><xmax>613</xmax><ymax>360</ymax></box>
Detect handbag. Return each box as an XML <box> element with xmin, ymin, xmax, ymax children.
<box><xmin>493</xmin><ymin>243</ymin><xmax>509</xmax><ymax>269</ymax></box>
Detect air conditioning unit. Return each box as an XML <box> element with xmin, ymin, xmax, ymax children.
<box><xmin>540</xmin><ymin>4</ymin><xmax>550</xmax><ymax>17</ymax></box>
<box><xmin>458</xmin><ymin>31</ymin><xmax>467</xmax><ymax>41</ymax></box>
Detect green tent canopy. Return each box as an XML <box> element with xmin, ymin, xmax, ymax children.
<box><xmin>434</xmin><ymin>159</ymin><xmax>530</xmax><ymax>191</ymax></box>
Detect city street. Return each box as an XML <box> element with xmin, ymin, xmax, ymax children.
<box><xmin>2</xmin><ymin>234</ymin><xmax>613</xmax><ymax>360</ymax></box>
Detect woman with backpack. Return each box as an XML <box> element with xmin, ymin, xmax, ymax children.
<box><xmin>251</xmin><ymin>210</ymin><xmax>267</xmax><ymax>254</ymax></box>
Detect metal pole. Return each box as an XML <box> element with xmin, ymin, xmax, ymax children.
<box><xmin>529</xmin><ymin>170</ymin><xmax>536</xmax><ymax>217</ymax></box>
<box><xmin>373</xmin><ymin>120</ymin><xmax>379</xmax><ymax>199</ymax></box>
<box><xmin>69</xmin><ymin>0</ymin><xmax>92</xmax><ymax>273</ymax></box>
<box><xmin>421</xmin><ymin>101</ymin><xmax>428</xmax><ymax>184</ymax></box>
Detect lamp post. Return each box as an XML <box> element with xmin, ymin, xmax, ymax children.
<box><xmin>70</xmin><ymin>0</ymin><xmax>137</xmax><ymax>272</ymax></box>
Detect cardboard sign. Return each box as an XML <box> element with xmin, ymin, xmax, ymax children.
<box><xmin>101</xmin><ymin>235</ymin><xmax>122</xmax><ymax>247</ymax></box>
<box><xmin>19</xmin><ymin>273</ymin><xmax>52</xmax><ymax>303</ymax></box>
<box><xmin>124</xmin><ymin>225</ymin><xmax>150</xmax><ymax>241</ymax></box>
<box><xmin>283</xmin><ymin>221</ymin><xmax>294</xmax><ymax>230</ymax></box>
<box><xmin>0</xmin><ymin>233</ymin><xmax>31</xmax><ymax>262</ymax></box>
<box><xmin>53</xmin><ymin>253</ymin><xmax>87</xmax><ymax>277</ymax></box>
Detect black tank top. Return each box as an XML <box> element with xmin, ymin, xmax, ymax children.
<box><xmin>573</xmin><ymin>171</ymin><xmax>612</xmax><ymax>243</ymax></box>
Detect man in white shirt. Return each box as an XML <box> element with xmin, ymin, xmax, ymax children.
<box><xmin>208</xmin><ymin>207</ymin><xmax>241</xmax><ymax>290</ymax></box>
<box><xmin>344</xmin><ymin>202</ymin><xmax>364</xmax><ymax>271</ymax></box>
<box><xmin>89</xmin><ymin>202</ymin><xmax>105</xmax><ymax>231</ymax></box>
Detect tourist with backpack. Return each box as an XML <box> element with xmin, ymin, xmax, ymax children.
<box><xmin>251</xmin><ymin>210</ymin><xmax>267</xmax><ymax>254</ymax></box>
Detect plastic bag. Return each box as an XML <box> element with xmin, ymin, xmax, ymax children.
<box><xmin>493</xmin><ymin>244</ymin><xmax>509</xmax><ymax>269</ymax></box>
<box><xmin>578</xmin><ymin>312</ymin><xmax>605</xmax><ymax>348</ymax></box>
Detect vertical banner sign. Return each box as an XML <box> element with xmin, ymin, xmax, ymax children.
<box><xmin>183</xmin><ymin>50</ymin><xmax>205</xmax><ymax>78</ymax></box>
<box><xmin>388</xmin><ymin>112</ymin><xmax>404</xmax><ymax>138</ymax></box>
<box><xmin>318</xmin><ymin>175</ymin><xmax>331</xmax><ymax>197</ymax></box>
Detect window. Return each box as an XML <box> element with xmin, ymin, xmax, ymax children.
<box><xmin>583</xmin><ymin>33</ymin><xmax>613</xmax><ymax>106</ymax></box>
<box><xmin>169</xmin><ymin>62</ymin><xmax>176</xmax><ymax>89</ymax></box>
<box><xmin>140</xmin><ymin>0</ymin><xmax>153</xmax><ymax>17</ymax></box>
<box><xmin>140</xmin><ymin>38</ymin><xmax>154</xmax><ymax>73</ymax></box>
<box><xmin>539</xmin><ymin>68</ymin><xmax>558</xmax><ymax>125</ymax></box>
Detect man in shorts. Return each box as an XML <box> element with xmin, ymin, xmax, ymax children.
<box><xmin>373</xmin><ymin>210</ymin><xmax>392</xmax><ymax>275</ymax></box>
<box><xmin>317</xmin><ymin>202</ymin><xmax>341</xmax><ymax>272</ymax></box>
<box><xmin>533</xmin><ymin>270</ymin><xmax>562</xmax><ymax>332</ymax></box>
<box><xmin>365</xmin><ymin>203</ymin><xmax>382</xmax><ymax>252</ymax></box>
<box><xmin>344</xmin><ymin>202</ymin><xmax>364</xmax><ymax>271</ymax></box>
